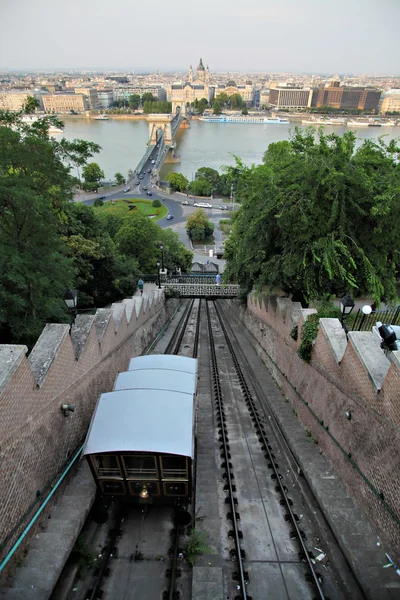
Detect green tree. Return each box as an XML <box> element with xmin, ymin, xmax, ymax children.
<box><xmin>241</xmin><ymin>107</ymin><xmax>248</xmax><ymax>115</ymax></box>
<box><xmin>22</xmin><ymin>95</ymin><xmax>40</xmax><ymax>114</ymax></box>
<box><xmin>158</xmin><ymin>228</ymin><xmax>193</xmax><ymax>273</ymax></box>
<box><xmin>82</xmin><ymin>162</ymin><xmax>105</xmax><ymax>184</ymax></box>
<box><xmin>114</xmin><ymin>172</ymin><xmax>125</xmax><ymax>186</ymax></box>
<box><xmin>166</xmin><ymin>172</ymin><xmax>189</xmax><ymax>192</ymax></box>
<box><xmin>141</xmin><ymin>92</ymin><xmax>156</xmax><ymax>104</ymax></box>
<box><xmin>224</xmin><ymin>129</ymin><xmax>400</xmax><ymax>303</ymax></box>
<box><xmin>229</xmin><ymin>93</ymin><xmax>244</xmax><ymax>110</ymax></box>
<box><xmin>186</xmin><ymin>209</ymin><xmax>214</xmax><ymax>241</ymax></box>
<box><xmin>189</xmin><ymin>178</ymin><xmax>212</xmax><ymax>197</ymax></box>
<box><xmin>60</xmin><ymin>203</ymin><xmax>137</xmax><ymax>307</ymax></box>
<box><xmin>129</xmin><ymin>94</ymin><xmax>140</xmax><ymax>110</ymax></box>
<box><xmin>197</xmin><ymin>98</ymin><xmax>209</xmax><ymax>115</ymax></box>
<box><xmin>0</xmin><ymin>125</ymin><xmax>74</xmax><ymax>343</ymax></box>
<box><xmin>115</xmin><ymin>211</ymin><xmax>160</xmax><ymax>273</ymax></box>
<box><xmin>195</xmin><ymin>167</ymin><xmax>220</xmax><ymax>189</ymax></box>
<box><xmin>152</xmin><ymin>199</ymin><xmax>161</xmax><ymax>208</ymax></box>
<box><xmin>213</xmin><ymin>100</ymin><xmax>223</xmax><ymax>115</ymax></box>
<box><xmin>142</xmin><ymin>101</ymin><xmax>172</xmax><ymax>114</ymax></box>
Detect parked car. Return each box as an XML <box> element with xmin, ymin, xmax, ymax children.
<box><xmin>166</xmin><ymin>214</ymin><xmax>174</xmax><ymax>220</ymax></box>
<box><xmin>124</xmin><ymin>187</ymin><xmax>131</xmax><ymax>193</ymax></box>
<box><xmin>143</xmin><ymin>186</ymin><xmax>147</xmax><ymax>191</ymax></box>
<box><xmin>146</xmin><ymin>191</ymin><xmax>153</xmax><ymax>196</ymax></box>
<box><xmin>147</xmin><ymin>169</ymin><xmax>152</xmax><ymax>173</ymax></box>
<box><xmin>139</xmin><ymin>175</ymin><xmax>144</xmax><ymax>180</ymax></box>
<box><xmin>151</xmin><ymin>160</ymin><xmax>155</xmax><ymax>164</ymax></box>
<box><xmin>135</xmin><ymin>180</ymin><xmax>140</xmax><ymax>185</ymax></box>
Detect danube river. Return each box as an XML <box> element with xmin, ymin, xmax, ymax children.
<box><xmin>60</xmin><ymin>118</ymin><xmax>400</xmax><ymax>181</ymax></box>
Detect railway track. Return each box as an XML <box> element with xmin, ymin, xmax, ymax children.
<box><xmin>204</xmin><ymin>299</ymin><xmax>365</xmax><ymax>600</ymax></box>
<box><xmin>54</xmin><ymin>298</ymin><xmax>365</xmax><ymax>600</ymax></box>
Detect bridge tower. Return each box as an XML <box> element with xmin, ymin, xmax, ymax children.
<box><xmin>147</xmin><ymin>114</ymin><xmax>173</xmax><ymax>145</ymax></box>
<box><xmin>172</xmin><ymin>101</ymin><xmax>187</xmax><ymax>116</ymax></box>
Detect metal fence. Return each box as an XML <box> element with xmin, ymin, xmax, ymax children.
<box><xmin>136</xmin><ymin>274</ymin><xmax>218</xmax><ymax>285</ymax></box>
<box><xmin>350</xmin><ymin>305</ymin><xmax>400</xmax><ymax>331</ymax></box>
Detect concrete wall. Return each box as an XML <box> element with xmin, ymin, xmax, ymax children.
<box><xmin>223</xmin><ymin>293</ymin><xmax>400</xmax><ymax>562</ymax></box>
<box><xmin>0</xmin><ymin>291</ymin><xmax>176</xmax><ymax>560</ymax></box>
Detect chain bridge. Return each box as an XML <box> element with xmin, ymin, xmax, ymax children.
<box><xmin>133</xmin><ymin>105</ymin><xmax>188</xmax><ymax>179</ymax></box>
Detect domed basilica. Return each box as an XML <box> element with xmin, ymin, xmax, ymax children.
<box><xmin>167</xmin><ymin>58</ymin><xmax>213</xmax><ymax>111</ymax></box>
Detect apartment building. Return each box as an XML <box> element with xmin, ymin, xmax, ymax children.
<box><xmin>269</xmin><ymin>85</ymin><xmax>313</xmax><ymax>109</ymax></box>
<box><xmin>311</xmin><ymin>81</ymin><xmax>381</xmax><ymax>112</ymax></box>
<box><xmin>42</xmin><ymin>93</ymin><xmax>88</xmax><ymax>113</ymax></box>
<box><xmin>380</xmin><ymin>89</ymin><xmax>400</xmax><ymax>113</ymax></box>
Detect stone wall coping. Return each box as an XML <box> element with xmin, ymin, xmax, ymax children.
<box><xmin>0</xmin><ymin>290</ymin><xmax>165</xmax><ymax>395</ymax></box>
<box><xmin>0</xmin><ymin>345</ymin><xmax>27</xmax><ymax>395</ymax></box>
<box><xmin>348</xmin><ymin>331</ymin><xmax>391</xmax><ymax>392</ymax></box>
<box><xmin>320</xmin><ymin>318</ymin><xmax>348</xmax><ymax>363</ymax></box>
<box><xmin>247</xmin><ymin>292</ymin><xmax>400</xmax><ymax>399</ymax></box>
<box><xmin>28</xmin><ymin>324</ymin><xmax>70</xmax><ymax>387</ymax></box>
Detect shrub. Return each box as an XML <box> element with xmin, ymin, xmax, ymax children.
<box><xmin>152</xmin><ymin>199</ymin><xmax>161</xmax><ymax>208</ymax></box>
<box><xmin>184</xmin><ymin>530</ymin><xmax>211</xmax><ymax>566</ymax></box>
<box><xmin>298</xmin><ymin>314</ymin><xmax>319</xmax><ymax>362</ymax></box>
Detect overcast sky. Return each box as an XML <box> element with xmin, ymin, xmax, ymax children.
<box><xmin>0</xmin><ymin>0</ymin><xmax>399</xmax><ymax>74</ymax></box>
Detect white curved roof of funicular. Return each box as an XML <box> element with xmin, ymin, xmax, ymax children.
<box><xmin>127</xmin><ymin>354</ymin><xmax>198</xmax><ymax>376</ymax></box>
<box><xmin>82</xmin><ymin>355</ymin><xmax>197</xmax><ymax>459</ymax></box>
<box><xmin>114</xmin><ymin>370</ymin><xmax>195</xmax><ymax>394</ymax></box>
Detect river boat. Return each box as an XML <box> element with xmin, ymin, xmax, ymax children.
<box><xmin>199</xmin><ymin>115</ymin><xmax>289</xmax><ymax>124</ymax></box>
<box><xmin>346</xmin><ymin>120</ymin><xmax>370</xmax><ymax>127</ymax></box>
<box><xmin>302</xmin><ymin>118</ymin><xmax>345</xmax><ymax>126</ymax></box>
<box><xmin>93</xmin><ymin>114</ymin><xmax>109</xmax><ymax>120</ymax></box>
<box><xmin>48</xmin><ymin>126</ymin><xmax>63</xmax><ymax>134</ymax></box>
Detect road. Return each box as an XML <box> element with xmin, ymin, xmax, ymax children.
<box><xmin>77</xmin><ymin>149</ymin><xmax>228</xmax><ymax>269</ymax></box>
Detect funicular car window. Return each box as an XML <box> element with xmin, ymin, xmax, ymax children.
<box><xmin>122</xmin><ymin>455</ymin><xmax>158</xmax><ymax>479</ymax></box>
<box><xmin>93</xmin><ymin>454</ymin><xmax>121</xmax><ymax>478</ymax></box>
<box><xmin>161</xmin><ymin>455</ymin><xmax>188</xmax><ymax>479</ymax></box>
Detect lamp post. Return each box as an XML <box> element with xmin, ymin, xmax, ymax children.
<box><xmin>340</xmin><ymin>293</ymin><xmax>355</xmax><ymax>333</ymax></box>
<box><xmin>159</xmin><ymin>243</ymin><xmax>165</xmax><ymax>272</ymax></box>
<box><xmin>157</xmin><ymin>260</ymin><xmax>161</xmax><ymax>289</ymax></box>
<box><xmin>63</xmin><ymin>288</ymin><xmax>78</xmax><ymax>318</ymax></box>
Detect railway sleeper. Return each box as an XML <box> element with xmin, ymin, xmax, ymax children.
<box><xmin>225</xmin><ymin>496</ymin><xmax>238</xmax><ymax>505</ymax></box>
<box><xmin>267</xmin><ymin>462</ymin><xmax>279</xmax><ymax>469</ymax></box>
<box><xmin>163</xmin><ymin>590</ymin><xmax>181</xmax><ymax>600</ymax></box>
<box><xmin>165</xmin><ymin>567</ymin><xmax>182</xmax><ymax>578</ymax></box>
<box><xmin>224</xmin><ymin>483</ymin><xmax>236</xmax><ymax>492</ymax></box>
<box><xmin>279</xmin><ymin>497</ymin><xmax>294</xmax><ymax>506</ymax></box>
<box><xmin>228</xmin><ymin>529</ymin><xmax>243</xmax><ymax>539</ymax></box>
<box><xmin>221</xmin><ymin>461</ymin><xmax>233</xmax><ymax>469</ymax></box>
<box><xmin>230</xmin><ymin>548</ymin><xmax>246</xmax><ymax>560</ymax></box>
<box><xmin>290</xmin><ymin>529</ymin><xmax>307</xmax><ymax>540</ymax></box>
<box><xmin>232</xmin><ymin>570</ymin><xmax>249</xmax><ymax>583</ymax></box>
<box><xmin>226</xmin><ymin>512</ymin><xmax>241</xmax><ymax>521</ymax></box>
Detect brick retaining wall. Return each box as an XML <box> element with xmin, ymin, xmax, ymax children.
<box><xmin>0</xmin><ymin>292</ymin><xmax>177</xmax><ymax>564</ymax></box>
<box><xmin>223</xmin><ymin>294</ymin><xmax>400</xmax><ymax>563</ymax></box>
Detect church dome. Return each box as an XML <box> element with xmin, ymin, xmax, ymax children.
<box><xmin>197</xmin><ymin>58</ymin><xmax>205</xmax><ymax>71</ymax></box>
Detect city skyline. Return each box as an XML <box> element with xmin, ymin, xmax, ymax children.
<box><xmin>0</xmin><ymin>0</ymin><xmax>399</xmax><ymax>74</ymax></box>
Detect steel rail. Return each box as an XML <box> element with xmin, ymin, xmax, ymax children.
<box><xmin>206</xmin><ymin>301</ymin><xmax>248</xmax><ymax>599</ymax></box>
<box><xmin>165</xmin><ymin>299</ymin><xmax>194</xmax><ymax>355</ymax></box>
<box><xmin>213</xmin><ymin>301</ymin><xmax>326</xmax><ymax>599</ymax></box>
<box><xmin>172</xmin><ymin>299</ymin><xmax>196</xmax><ymax>355</ymax></box>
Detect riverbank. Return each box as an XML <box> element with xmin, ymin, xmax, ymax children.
<box><xmin>59</xmin><ymin>113</ymin><xmax>147</xmax><ymax>121</ymax></box>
